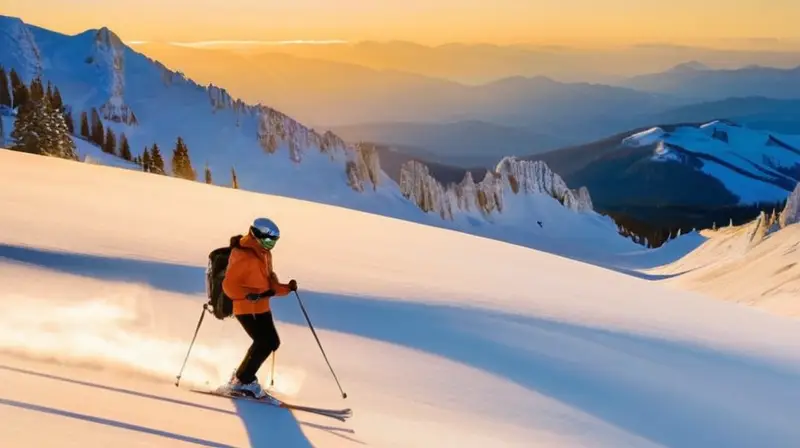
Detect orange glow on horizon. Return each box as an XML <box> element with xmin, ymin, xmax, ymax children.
<box><xmin>4</xmin><ymin>0</ymin><xmax>800</xmax><ymax>48</ymax></box>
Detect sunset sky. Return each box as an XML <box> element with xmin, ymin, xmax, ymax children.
<box><xmin>6</xmin><ymin>0</ymin><xmax>800</xmax><ymax>47</ymax></box>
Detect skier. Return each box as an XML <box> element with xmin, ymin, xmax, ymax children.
<box><xmin>221</xmin><ymin>217</ymin><xmax>297</xmax><ymax>398</ymax></box>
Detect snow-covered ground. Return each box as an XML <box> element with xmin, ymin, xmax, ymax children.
<box><xmin>3</xmin><ymin>149</ymin><xmax>800</xmax><ymax>447</ymax></box>
<box><xmin>649</xmin><ymin>220</ymin><xmax>800</xmax><ymax>318</ymax></box>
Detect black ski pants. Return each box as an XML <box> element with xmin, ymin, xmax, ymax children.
<box><xmin>235</xmin><ymin>311</ymin><xmax>281</xmax><ymax>384</ymax></box>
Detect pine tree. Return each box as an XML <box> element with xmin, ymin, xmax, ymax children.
<box><xmin>45</xmin><ymin>81</ymin><xmax>53</xmax><ymax>104</ymax></box>
<box><xmin>0</xmin><ymin>113</ymin><xmax>5</xmax><ymax>147</ymax></box>
<box><xmin>10</xmin><ymin>91</ymin><xmax>76</xmax><ymax>159</ymax></box>
<box><xmin>171</xmin><ymin>136</ymin><xmax>196</xmax><ymax>180</ymax></box>
<box><xmin>10</xmin><ymin>97</ymin><xmax>38</xmax><ymax>153</ymax></box>
<box><xmin>142</xmin><ymin>147</ymin><xmax>152</xmax><ymax>172</ymax></box>
<box><xmin>28</xmin><ymin>77</ymin><xmax>44</xmax><ymax>103</ymax></box>
<box><xmin>119</xmin><ymin>132</ymin><xmax>132</xmax><ymax>161</ymax></box>
<box><xmin>80</xmin><ymin>111</ymin><xmax>90</xmax><ymax>139</ymax></box>
<box><xmin>90</xmin><ymin>108</ymin><xmax>104</xmax><ymax>147</ymax></box>
<box><xmin>103</xmin><ymin>127</ymin><xmax>116</xmax><ymax>155</ymax></box>
<box><xmin>204</xmin><ymin>163</ymin><xmax>212</xmax><ymax>184</ymax></box>
<box><xmin>63</xmin><ymin>108</ymin><xmax>74</xmax><ymax>134</ymax></box>
<box><xmin>150</xmin><ymin>143</ymin><xmax>165</xmax><ymax>174</ymax></box>
<box><xmin>9</xmin><ymin>69</ymin><xmax>28</xmax><ymax>109</ymax></box>
<box><xmin>0</xmin><ymin>66</ymin><xmax>10</xmax><ymax>108</ymax></box>
<box><xmin>49</xmin><ymin>100</ymin><xmax>78</xmax><ymax>160</ymax></box>
<box><xmin>51</xmin><ymin>86</ymin><xmax>64</xmax><ymax>113</ymax></box>
<box><xmin>231</xmin><ymin>166</ymin><xmax>239</xmax><ymax>189</ymax></box>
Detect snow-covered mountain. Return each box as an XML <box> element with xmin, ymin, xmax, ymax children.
<box><xmin>0</xmin><ymin>15</ymin><xmax>643</xmax><ymax>261</ymax></box>
<box><xmin>620</xmin><ymin>120</ymin><xmax>800</xmax><ymax>204</ymax></box>
<box><xmin>518</xmin><ymin>119</ymin><xmax>800</xmax><ymax>248</ymax></box>
<box><xmin>0</xmin><ymin>15</ymin><xmax>399</xmax><ymax>212</ymax></box>
<box><xmin>532</xmin><ymin>120</ymin><xmax>800</xmax><ymax>210</ymax></box>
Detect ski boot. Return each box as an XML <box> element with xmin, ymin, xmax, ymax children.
<box><xmin>218</xmin><ymin>371</ymin><xmax>267</xmax><ymax>399</ymax></box>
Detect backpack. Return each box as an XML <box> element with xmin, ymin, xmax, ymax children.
<box><xmin>205</xmin><ymin>245</ymin><xmax>234</xmax><ymax>320</ymax></box>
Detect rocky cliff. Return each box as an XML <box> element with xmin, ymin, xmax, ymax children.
<box><xmin>780</xmin><ymin>182</ymin><xmax>800</xmax><ymax>228</ymax></box>
<box><xmin>399</xmin><ymin>156</ymin><xmax>594</xmax><ymax>221</ymax></box>
<box><xmin>92</xmin><ymin>28</ymin><xmax>138</xmax><ymax>125</ymax></box>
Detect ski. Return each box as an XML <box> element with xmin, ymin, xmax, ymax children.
<box><xmin>190</xmin><ymin>388</ymin><xmax>352</xmax><ymax>422</ymax></box>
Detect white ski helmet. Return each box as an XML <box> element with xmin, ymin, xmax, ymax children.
<box><xmin>249</xmin><ymin>217</ymin><xmax>280</xmax><ymax>250</ymax></box>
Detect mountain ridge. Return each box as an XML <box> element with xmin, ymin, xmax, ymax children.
<box><xmin>387</xmin><ymin>119</ymin><xmax>800</xmax><ymax>247</ymax></box>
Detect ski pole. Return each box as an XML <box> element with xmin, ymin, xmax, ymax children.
<box><xmin>270</xmin><ymin>350</ymin><xmax>276</xmax><ymax>387</ymax></box>
<box><xmin>175</xmin><ymin>303</ymin><xmax>209</xmax><ymax>387</ymax></box>
<box><xmin>294</xmin><ymin>290</ymin><xmax>347</xmax><ymax>399</ymax></box>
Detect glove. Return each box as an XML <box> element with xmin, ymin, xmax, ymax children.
<box><xmin>288</xmin><ymin>279</ymin><xmax>298</xmax><ymax>291</ymax></box>
<box><xmin>246</xmin><ymin>289</ymin><xmax>275</xmax><ymax>301</ymax></box>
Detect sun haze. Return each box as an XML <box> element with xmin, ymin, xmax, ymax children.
<box><xmin>6</xmin><ymin>0</ymin><xmax>800</xmax><ymax>47</ymax></box>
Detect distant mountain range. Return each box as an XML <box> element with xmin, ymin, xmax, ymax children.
<box><xmin>131</xmin><ymin>43</ymin><xmax>800</xmax><ymax>169</ymax></box>
<box><xmin>329</xmin><ymin>94</ymin><xmax>800</xmax><ymax>168</ymax></box>
<box><xmin>132</xmin><ymin>42</ymin><xmax>680</xmax><ymax>132</ymax></box>
<box><xmin>330</xmin><ymin>120</ymin><xmax>572</xmax><ymax>168</ymax></box>
<box><xmin>650</xmin><ymin>97</ymin><xmax>800</xmax><ymax>135</ymax></box>
<box><xmin>619</xmin><ymin>62</ymin><xmax>800</xmax><ymax>100</ymax></box>
<box><xmin>171</xmin><ymin>40</ymin><xmax>800</xmax><ymax>85</ymax></box>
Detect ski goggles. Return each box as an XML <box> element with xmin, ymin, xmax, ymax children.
<box><xmin>258</xmin><ymin>237</ymin><xmax>278</xmax><ymax>250</ymax></box>
<box><xmin>251</xmin><ymin>227</ymin><xmax>280</xmax><ymax>249</ymax></box>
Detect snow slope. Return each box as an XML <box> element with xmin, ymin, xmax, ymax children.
<box><xmin>622</xmin><ymin>120</ymin><xmax>800</xmax><ymax>204</ymax></box>
<box><xmin>4</xmin><ymin>150</ymin><xmax>800</xmax><ymax>447</ymax></box>
<box><xmin>649</xmin><ymin>214</ymin><xmax>800</xmax><ymax>318</ymax></box>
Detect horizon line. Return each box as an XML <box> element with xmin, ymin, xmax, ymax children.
<box><xmin>128</xmin><ymin>39</ymin><xmax>351</xmax><ymax>47</ymax></box>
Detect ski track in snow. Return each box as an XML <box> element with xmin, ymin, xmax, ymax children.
<box><xmin>2</xmin><ymin>151</ymin><xmax>800</xmax><ymax>447</ymax></box>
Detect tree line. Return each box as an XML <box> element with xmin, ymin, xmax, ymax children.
<box><xmin>605</xmin><ymin>199</ymin><xmax>789</xmax><ymax>248</ymax></box>
<box><xmin>1</xmin><ymin>66</ymin><xmax>240</xmax><ymax>189</ymax></box>
<box><xmin>1</xmin><ymin>67</ymin><xmax>76</xmax><ymax>160</ymax></box>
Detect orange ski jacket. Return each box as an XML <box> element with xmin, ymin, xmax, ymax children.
<box><xmin>222</xmin><ymin>233</ymin><xmax>291</xmax><ymax>315</ymax></box>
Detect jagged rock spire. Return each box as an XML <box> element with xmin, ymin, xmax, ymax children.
<box><xmin>399</xmin><ymin>156</ymin><xmax>595</xmax><ymax>221</ymax></box>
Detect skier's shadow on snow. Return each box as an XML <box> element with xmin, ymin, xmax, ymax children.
<box><xmin>0</xmin><ymin>243</ymin><xmax>205</xmax><ymax>295</ymax></box>
<box><xmin>0</xmin><ymin>363</ymin><xmax>360</xmax><ymax>447</ymax></box>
